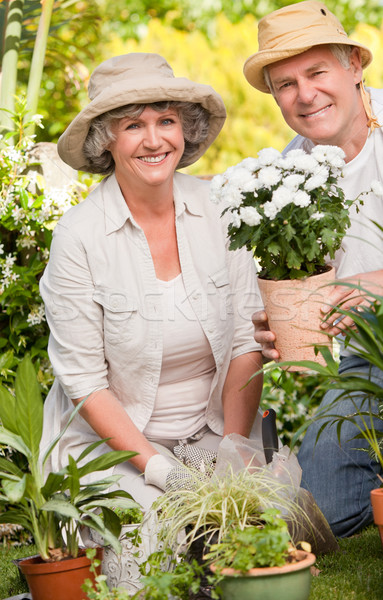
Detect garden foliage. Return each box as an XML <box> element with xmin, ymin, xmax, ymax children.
<box><xmin>0</xmin><ymin>104</ymin><xmax>81</xmax><ymax>392</ymax></box>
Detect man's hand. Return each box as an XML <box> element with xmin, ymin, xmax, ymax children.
<box><xmin>252</xmin><ymin>310</ymin><xmax>280</xmax><ymax>361</ymax></box>
<box><xmin>320</xmin><ymin>270</ymin><xmax>383</xmax><ymax>336</ymax></box>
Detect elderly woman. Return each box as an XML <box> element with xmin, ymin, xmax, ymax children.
<box><xmin>40</xmin><ymin>52</ymin><xmax>263</xmax><ymax>511</ymax></box>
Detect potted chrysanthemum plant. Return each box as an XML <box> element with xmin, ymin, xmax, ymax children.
<box><xmin>210</xmin><ymin>145</ymin><xmax>380</xmax><ymax>366</ymax></box>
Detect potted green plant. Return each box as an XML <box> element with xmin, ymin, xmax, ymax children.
<box><xmin>277</xmin><ymin>284</ymin><xmax>383</xmax><ymax>545</ymax></box>
<box><xmin>209</xmin><ymin>145</ymin><xmax>373</xmax><ymax>366</ymax></box>
<box><xmin>205</xmin><ymin>508</ymin><xmax>316</xmax><ymax>600</ymax></box>
<box><xmin>0</xmin><ymin>355</ymin><xmax>141</xmax><ymax>600</ymax></box>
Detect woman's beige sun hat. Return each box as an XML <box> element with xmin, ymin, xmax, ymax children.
<box><xmin>243</xmin><ymin>0</ymin><xmax>373</xmax><ymax>94</ymax></box>
<box><xmin>57</xmin><ymin>52</ymin><xmax>226</xmax><ymax>172</ymax></box>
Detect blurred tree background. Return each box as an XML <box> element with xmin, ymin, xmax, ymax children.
<box><xmin>1</xmin><ymin>0</ymin><xmax>382</xmax><ymax>175</ymax></box>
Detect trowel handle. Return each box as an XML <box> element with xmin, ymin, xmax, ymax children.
<box><xmin>262</xmin><ymin>408</ymin><xmax>279</xmax><ymax>464</ymax></box>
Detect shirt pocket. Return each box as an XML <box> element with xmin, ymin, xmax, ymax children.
<box><xmin>93</xmin><ymin>288</ymin><xmax>138</xmax><ymax>345</ymax></box>
<box><xmin>208</xmin><ymin>266</ymin><xmax>233</xmax><ymax>319</ymax></box>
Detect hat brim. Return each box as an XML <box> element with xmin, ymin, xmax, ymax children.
<box><xmin>57</xmin><ymin>77</ymin><xmax>226</xmax><ymax>171</ymax></box>
<box><xmin>244</xmin><ymin>39</ymin><xmax>373</xmax><ymax>93</ymax></box>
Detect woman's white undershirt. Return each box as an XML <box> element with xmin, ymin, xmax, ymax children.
<box><xmin>143</xmin><ymin>273</ymin><xmax>216</xmax><ymax>440</ymax></box>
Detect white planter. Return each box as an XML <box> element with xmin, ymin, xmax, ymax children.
<box><xmin>87</xmin><ymin>513</ymin><xmax>171</xmax><ymax>593</ymax></box>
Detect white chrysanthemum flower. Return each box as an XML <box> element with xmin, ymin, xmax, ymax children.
<box><xmin>230</xmin><ymin>211</ymin><xmax>242</xmax><ymax>229</ymax></box>
<box><xmin>227</xmin><ymin>167</ymin><xmax>257</xmax><ymax>190</ymax></box>
<box><xmin>272</xmin><ymin>186</ymin><xmax>294</xmax><ymax>210</ymax></box>
<box><xmin>311</xmin><ymin>144</ymin><xmax>345</xmax><ymax>165</ymax></box>
<box><xmin>239</xmin><ymin>206</ymin><xmax>262</xmax><ymax>226</ymax></box>
<box><xmin>311</xmin><ymin>211</ymin><xmax>325</xmax><ymax>220</ymax></box>
<box><xmin>257</xmin><ymin>166</ymin><xmax>282</xmax><ymax>188</ymax></box>
<box><xmin>239</xmin><ymin>157</ymin><xmax>259</xmax><ymax>172</ymax></box>
<box><xmin>283</xmin><ymin>174</ymin><xmax>305</xmax><ymax>191</ymax></box>
<box><xmin>210</xmin><ymin>173</ymin><xmax>227</xmax><ymax>203</ymax></box>
<box><xmin>371</xmin><ymin>180</ymin><xmax>383</xmax><ymax>196</ymax></box>
<box><xmin>263</xmin><ymin>201</ymin><xmax>279</xmax><ymax>219</ymax></box>
<box><xmin>257</xmin><ymin>147</ymin><xmax>282</xmax><ymax>166</ymax></box>
<box><xmin>293</xmin><ymin>190</ymin><xmax>311</xmax><ymax>207</ymax></box>
<box><xmin>284</xmin><ymin>153</ymin><xmax>319</xmax><ymax>173</ymax></box>
<box><xmin>221</xmin><ymin>186</ymin><xmax>244</xmax><ymax>209</ymax></box>
<box><xmin>304</xmin><ymin>172</ymin><xmax>328</xmax><ymax>192</ymax></box>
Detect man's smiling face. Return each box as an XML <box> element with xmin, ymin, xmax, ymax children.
<box><xmin>267</xmin><ymin>45</ymin><xmax>365</xmax><ymax>151</ymax></box>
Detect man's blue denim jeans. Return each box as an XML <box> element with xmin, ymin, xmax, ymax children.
<box><xmin>298</xmin><ymin>355</ymin><xmax>383</xmax><ymax>538</ymax></box>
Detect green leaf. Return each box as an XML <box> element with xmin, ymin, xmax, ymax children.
<box><xmin>2</xmin><ymin>475</ymin><xmax>26</xmax><ymax>503</ymax></box>
<box><xmin>14</xmin><ymin>355</ymin><xmax>43</xmax><ymax>461</ymax></box>
<box><xmin>0</xmin><ymin>384</ymin><xmax>17</xmax><ymax>433</ymax></box>
<box><xmin>76</xmin><ymin>450</ymin><xmax>138</xmax><ymax>478</ymax></box>
<box><xmin>42</xmin><ymin>498</ymin><xmax>80</xmax><ymax>520</ymax></box>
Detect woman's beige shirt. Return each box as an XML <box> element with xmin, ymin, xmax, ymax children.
<box><xmin>40</xmin><ymin>172</ymin><xmax>263</xmax><ymax>468</ymax></box>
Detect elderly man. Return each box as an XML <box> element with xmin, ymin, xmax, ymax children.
<box><xmin>244</xmin><ymin>0</ymin><xmax>383</xmax><ymax>537</ymax></box>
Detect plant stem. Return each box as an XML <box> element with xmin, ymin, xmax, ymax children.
<box><xmin>24</xmin><ymin>0</ymin><xmax>54</xmax><ymax>135</ymax></box>
<box><xmin>0</xmin><ymin>0</ymin><xmax>25</xmax><ymax>135</ymax></box>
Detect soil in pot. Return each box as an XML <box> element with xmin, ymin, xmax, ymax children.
<box><xmin>18</xmin><ymin>547</ymin><xmax>102</xmax><ymax>600</ymax></box>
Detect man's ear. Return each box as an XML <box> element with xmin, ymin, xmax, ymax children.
<box><xmin>349</xmin><ymin>47</ymin><xmax>363</xmax><ymax>84</ymax></box>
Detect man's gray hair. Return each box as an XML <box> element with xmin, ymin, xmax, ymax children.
<box><xmin>83</xmin><ymin>101</ymin><xmax>210</xmax><ymax>175</ymax></box>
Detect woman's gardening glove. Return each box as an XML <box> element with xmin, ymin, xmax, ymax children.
<box><xmin>144</xmin><ymin>446</ymin><xmax>217</xmax><ymax>493</ymax></box>
<box><xmin>164</xmin><ymin>444</ymin><xmax>217</xmax><ymax>492</ymax></box>
<box><xmin>173</xmin><ymin>443</ymin><xmax>217</xmax><ymax>473</ymax></box>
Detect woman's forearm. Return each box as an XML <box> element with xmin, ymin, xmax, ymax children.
<box><xmin>222</xmin><ymin>351</ymin><xmax>263</xmax><ymax>438</ymax></box>
<box><xmin>72</xmin><ymin>388</ymin><xmax>158</xmax><ymax>472</ymax></box>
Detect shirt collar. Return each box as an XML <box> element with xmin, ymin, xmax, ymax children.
<box><xmin>103</xmin><ymin>171</ymin><xmax>204</xmax><ymax>235</ymax></box>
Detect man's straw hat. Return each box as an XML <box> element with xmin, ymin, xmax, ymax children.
<box><xmin>244</xmin><ymin>1</ymin><xmax>373</xmax><ymax>93</ymax></box>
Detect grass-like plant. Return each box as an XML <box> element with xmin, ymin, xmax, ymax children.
<box><xmin>154</xmin><ymin>464</ymin><xmax>311</xmax><ymax>553</ymax></box>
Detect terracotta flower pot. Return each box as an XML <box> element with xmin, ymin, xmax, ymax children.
<box><xmin>210</xmin><ymin>550</ymin><xmax>316</xmax><ymax>600</ymax></box>
<box><xmin>370</xmin><ymin>487</ymin><xmax>383</xmax><ymax>547</ymax></box>
<box><xmin>258</xmin><ymin>266</ymin><xmax>335</xmax><ymax>370</ymax></box>
<box><xmin>18</xmin><ymin>547</ymin><xmax>103</xmax><ymax>600</ymax></box>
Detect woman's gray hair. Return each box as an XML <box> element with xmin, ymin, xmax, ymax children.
<box><xmin>263</xmin><ymin>44</ymin><xmax>355</xmax><ymax>94</ymax></box>
<box><xmin>83</xmin><ymin>101</ymin><xmax>210</xmax><ymax>175</ymax></box>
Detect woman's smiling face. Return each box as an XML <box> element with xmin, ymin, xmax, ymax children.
<box><xmin>108</xmin><ymin>106</ymin><xmax>185</xmax><ymax>190</ymax></box>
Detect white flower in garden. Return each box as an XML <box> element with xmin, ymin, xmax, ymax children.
<box><xmin>210</xmin><ymin>173</ymin><xmax>226</xmax><ymax>203</ymax></box>
<box><xmin>230</xmin><ymin>211</ymin><xmax>242</xmax><ymax>229</ymax></box>
<box><xmin>283</xmin><ymin>174</ymin><xmax>305</xmax><ymax>191</ymax></box>
<box><xmin>257</xmin><ymin>147</ymin><xmax>282</xmax><ymax>166</ymax></box>
<box><xmin>226</xmin><ymin>167</ymin><xmax>257</xmax><ymax>192</ymax></box>
<box><xmin>239</xmin><ymin>157</ymin><xmax>259</xmax><ymax>172</ymax></box>
<box><xmin>30</xmin><ymin>114</ymin><xmax>44</xmax><ymax>128</ymax></box>
<box><xmin>221</xmin><ymin>185</ymin><xmax>244</xmax><ymax>209</ymax></box>
<box><xmin>311</xmin><ymin>144</ymin><xmax>345</xmax><ymax>165</ymax></box>
<box><xmin>257</xmin><ymin>166</ymin><xmax>282</xmax><ymax>188</ymax></box>
<box><xmin>0</xmin><ymin>244</ymin><xmax>4</xmax><ymax>254</ymax></box>
<box><xmin>239</xmin><ymin>206</ymin><xmax>262</xmax><ymax>226</ymax></box>
<box><xmin>27</xmin><ymin>304</ymin><xmax>46</xmax><ymax>326</ymax></box>
<box><xmin>41</xmin><ymin>248</ymin><xmax>50</xmax><ymax>260</ymax></box>
<box><xmin>11</xmin><ymin>206</ymin><xmax>27</xmax><ymax>225</ymax></box>
<box><xmin>263</xmin><ymin>201</ymin><xmax>279</xmax><ymax>220</ymax></box>
<box><xmin>304</xmin><ymin>172</ymin><xmax>328</xmax><ymax>192</ymax></box>
<box><xmin>272</xmin><ymin>186</ymin><xmax>294</xmax><ymax>210</ymax></box>
<box><xmin>311</xmin><ymin>211</ymin><xmax>325</xmax><ymax>220</ymax></box>
<box><xmin>293</xmin><ymin>190</ymin><xmax>311</xmax><ymax>208</ymax></box>
<box><xmin>4</xmin><ymin>147</ymin><xmax>23</xmax><ymax>163</ymax></box>
<box><xmin>371</xmin><ymin>180</ymin><xmax>383</xmax><ymax>196</ymax></box>
<box><xmin>283</xmin><ymin>150</ymin><xmax>319</xmax><ymax>173</ymax></box>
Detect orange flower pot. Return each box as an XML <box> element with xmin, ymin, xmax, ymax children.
<box><xmin>371</xmin><ymin>488</ymin><xmax>383</xmax><ymax>547</ymax></box>
<box><xmin>18</xmin><ymin>548</ymin><xmax>103</xmax><ymax>600</ymax></box>
<box><xmin>258</xmin><ymin>266</ymin><xmax>335</xmax><ymax>370</ymax></box>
